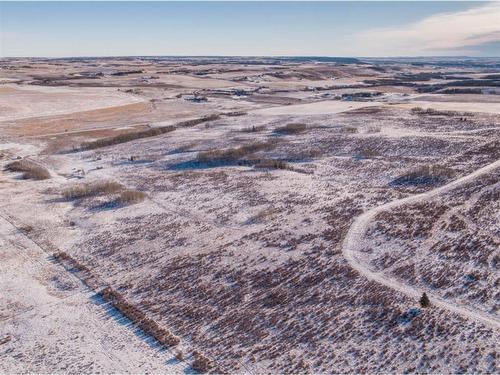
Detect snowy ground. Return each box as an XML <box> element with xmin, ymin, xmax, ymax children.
<box><xmin>0</xmin><ymin>213</ymin><xmax>188</xmax><ymax>373</ymax></box>
<box><xmin>252</xmin><ymin>100</ymin><xmax>381</xmax><ymax>115</ymax></box>
<box><xmin>1</xmin><ymin>57</ymin><xmax>499</xmax><ymax>373</ymax></box>
<box><xmin>0</xmin><ymin>85</ymin><xmax>145</xmax><ymax>121</ymax></box>
<box><xmin>396</xmin><ymin>100</ymin><xmax>500</xmax><ymax>114</ymax></box>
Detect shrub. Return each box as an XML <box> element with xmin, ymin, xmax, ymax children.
<box><xmin>192</xmin><ymin>351</ymin><xmax>213</xmax><ymax>373</ymax></box>
<box><xmin>284</xmin><ymin>149</ymin><xmax>321</xmax><ymax>162</ymax></box>
<box><xmin>170</xmin><ymin>142</ymin><xmax>198</xmax><ymax>154</ymax></box>
<box><xmin>420</xmin><ymin>292</ymin><xmax>430</xmax><ymax>308</ymax></box>
<box><xmin>0</xmin><ymin>335</ymin><xmax>11</xmax><ymax>346</ymax></box>
<box><xmin>52</xmin><ymin>251</ymin><xmax>101</xmax><ymax>289</ymax></box>
<box><xmin>78</xmin><ymin>115</ymin><xmax>220</xmax><ymax>151</ymax></box>
<box><xmin>53</xmin><ymin>252</ymin><xmax>180</xmax><ymax>350</ymax></box>
<box><xmin>274</xmin><ymin>123</ymin><xmax>307</xmax><ymax>135</ymax></box>
<box><xmin>80</xmin><ymin>125</ymin><xmax>176</xmax><ymax>151</ymax></box>
<box><xmin>119</xmin><ymin>190</ymin><xmax>147</xmax><ymax>205</ymax></box>
<box><xmin>247</xmin><ymin>207</ymin><xmax>276</xmax><ymax>224</ymax></box>
<box><xmin>411</xmin><ymin>107</ymin><xmax>472</xmax><ymax>117</ymax></box>
<box><xmin>175</xmin><ymin>351</ymin><xmax>184</xmax><ymax>362</ymax></box>
<box><xmin>356</xmin><ymin>147</ymin><xmax>380</xmax><ymax>159</ymax></box>
<box><xmin>366</xmin><ymin>126</ymin><xmax>381</xmax><ymax>134</ymax></box>
<box><xmin>254</xmin><ymin>159</ymin><xmax>289</xmax><ymax>170</ymax></box>
<box><xmin>224</xmin><ymin>111</ymin><xmax>247</xmax><ymax>117</ymax></box>
<box><xmin>23</xmin><ymin>166</ymin><xmax>51</xmax><ymax>180</ymax></box>
<box><xmin>177</xmin><ymin>114</ymin><xmax>220</xmax><ymax>128</ymax></box>
<box><xmin>4</xmin><ymin>160</ymin><xmax>51</xmax><ymax>180</ymax></box>
<box><xmin>197</xmin><ymin>140</ymin><xmax>277</xmax><ymax>163</ymax></box>
<box><xmin>240</xmin><ymin>125</ymin><xmax>266</xmax><ymax>133</ymax></box>
<box><xmin>392</xmin><ymin>165</ymin><xmax>455</xmax><ymax>186</ymax></box>
<box><xmin>20</xmin><ymin>224</ymin><xmax>34</xmax><ymax>233</ymax></box>
<box><xmin>62</xmin><ymin>181</ymin><xmax>123</xmax><ymax>199</ymax></box>
<box><xmin>99</xmin><ymin>287</ymin><xmax>180</xmax><ymax>348</ymax></box>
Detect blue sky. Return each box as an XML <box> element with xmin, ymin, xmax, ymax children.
<box><xmin>1</xmin><ymin>1</ymin><xmax>499</xmax><ymax>57</ymax></box>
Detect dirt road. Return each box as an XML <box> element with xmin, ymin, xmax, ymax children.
<box><xmin>342</xmin><ymin>159</ymin><xmax>500</xmax><ymax>329</ymax></box>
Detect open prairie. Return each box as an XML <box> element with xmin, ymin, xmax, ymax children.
<box><xmin>1</xmin><ymin>56</ymin><xmax>499</xmax><ymax>373</ymax></box>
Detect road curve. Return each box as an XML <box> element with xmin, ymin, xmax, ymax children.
<box><xmin>342</xmin><ymin>159</ymin><xmax>500</xmax><ymax>330</ymax></box>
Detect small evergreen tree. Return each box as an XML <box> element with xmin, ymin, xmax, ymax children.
<box><xmin>420</xmin><ymin>292</ymin><xmax>430</xmax><ymax>308</ymax></box>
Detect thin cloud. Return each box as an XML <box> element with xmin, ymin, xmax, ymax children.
<box><xmin>0</xmin><ymin>31</ymin><xmax>18</xmax><ymax>57</ymax></box>
<box><xmin>356</xmin><ymin>2</ymin><xmax>500</xmax><ymax>56</ymax></box>
<box><xmin>0</xmin><ymin>31</ymin><xmax>17</xmax><ymax>39</ymax></box>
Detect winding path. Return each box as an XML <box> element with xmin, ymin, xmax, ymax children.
<box><xmin>342</xmin><ymin>159</ymin><xmax>500</xmax><ymax>329</ymax></box>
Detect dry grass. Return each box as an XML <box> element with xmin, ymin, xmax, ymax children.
<box><xmin>23</xmin><ymin>167</ymin><xmax>51</xmax><ymax>180</ymax></box>
<box><xmin>197</xmin><ymin>140</ymin><xmax>278</xmax><ymax>163</ymax></box>
<box><xmin>80</xmin><ymin>125</ymin><xmax>176</xmax><ymax>151</ymax></box>
<box><xmin>119</xmin><ymin>190</ymin><xmax>147</xmax><ymax>205</ymax></box>
<box><xmin>62</xmin><ymin>181</ymin><xmax>123</xmax><ymax>199</ymax></box>
<box><xmin>4</xmin><ymin>160</ymin><xmax>51</xmax><ymax>180</ymax></box>
<box><xmin>62</xmin><ymin>181</ymin><xmax>146</xmax><ymax>206</ymax></box>
<box><xmin>274</xmin><ymin>123</ymin><xmax>307</xmax><ymax>135</ymax></box>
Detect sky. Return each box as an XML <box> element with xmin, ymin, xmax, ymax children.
<box><xmin>1</xmin><ymin>1</ymin><xmax>499</xmax><ymax>58</ymax></box>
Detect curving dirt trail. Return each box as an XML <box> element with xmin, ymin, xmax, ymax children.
<box><xmin>342</xmin><ymin>159</ymin><xmax>500</xmax><ymax>329</ymax></box>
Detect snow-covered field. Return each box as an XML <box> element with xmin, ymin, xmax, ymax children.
<box><xmin>0</xmin><ymin>57</ymin><xmax>499</xmax><ymax>373</ymax></box>
<box><xmin>0</xmin><ymin>85</ymin><xmax>145</xmax><ymax>121</ymax></box>
<box><xmin>0</xmin><ymin>214</ymin><xmax>186</xmax><ymax>374</ymax></box>
<box><xmin>253</xmin><ymin>100</ymin><xmax>381</xmax><ymax>115</ymax></box>
<box><xmin>396</xmin><ymin>100</ymin><xmax>500</xmax><ymax>114</ymax></box>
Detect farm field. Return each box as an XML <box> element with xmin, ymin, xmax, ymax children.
<box><xmin>0</xmin><ymin>56</ymin><xmax>499</xmax><ymax>373</ymax></box>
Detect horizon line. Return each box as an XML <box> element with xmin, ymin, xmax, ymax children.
<box><xmin>2</xmin><ymin>54</ymin><xmax>499</xmax><ymax>59</ymax></box>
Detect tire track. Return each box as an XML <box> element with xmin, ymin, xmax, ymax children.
<box><xmin>342</xmin><ymin>159</ymin><xmax>500</xmax><ymax>329</ymax></box>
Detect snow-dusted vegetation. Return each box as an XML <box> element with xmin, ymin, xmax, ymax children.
<box><xmin>1</xmin><ymin>56</ymin><xmax>499</xmax><ymax>373</ymax></box>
